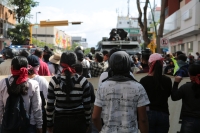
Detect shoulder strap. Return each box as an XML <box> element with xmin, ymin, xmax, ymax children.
<box><xmin>5</xmin><ymin>78</ymin><xmax>10</xmax><ymax>88</ymax></box>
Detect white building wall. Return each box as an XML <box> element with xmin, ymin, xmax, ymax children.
<box><xmin>163</xmin><ymin>0</ymin><xmax>200</xmax><ymax>57</ymax></box>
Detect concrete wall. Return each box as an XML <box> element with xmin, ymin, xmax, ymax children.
<box><xmin>0</xmin><ymin>74</ymin><xmax>190</xmax><ymax>133</ymax></box>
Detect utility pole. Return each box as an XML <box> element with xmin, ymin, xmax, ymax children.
<box><xmin>35</xmin><ymin>11</ymin><xmax>41</xmax><ymax>45</ymax></box>
<box><xmin>127</xmin><ymin>0</ymin><xmax>130</xmax><ymax>17</ymax></box>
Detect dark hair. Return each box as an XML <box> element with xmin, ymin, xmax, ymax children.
<box><xmin>152</xmin><ymin>60</ymin><xmax>163</xmax><ymax>90</ymax></box>
<box><xmin>177</xmin><ymin>54</ymin><xmax>187</xmax><ymax>62</ymax></box>
<box><xmin>189</xmin><ymin>62</ymin><xmax>200</xmax><ymax>98</ymax></box>
<box><xmin>34</xmin><ymin>48</ymin><xmax>43</xmax><ymax>58</ymax></box>
<box><xmin>19</xmin><ymin>50</ymin><xmax>30</xmax><ymax>58</ymax></box>
<box><xmin>102</xmin><ymin>50</ymin><xmax>109</xmax><ymax>56</ymax></box>
<box><xmin>108</xmin><ymin>47</ymin><xmax>121</xmax><ymax>57</ymax></box>
<box><xmin>72</xmin><ymin>64</ymin><xmax>83</xmax><ymax>75</ymax></box>
<box><xmin>95</xmin><ymin>52</ymin><xmax>103</xmax><ymax>62</ymax></box>
<box><xmin>176</xmin><ymin>51</ymin><xmax>184</xmax><ymax>56</ymax></box>
<box><xmin>53</xmin><ymin>63</ymin><xmax>60</xmax><ymax>74</ymax></box>
<box><xmin>8</xmin><ymin>56</ymin><xmax>28</xmax><ymax>95</ymax></box>
<box><xmin>60</xmin><ymin>52</ymin><xmax>77</xmax><ymax>101</ymax></box>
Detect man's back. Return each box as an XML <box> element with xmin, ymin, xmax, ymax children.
<box><xmin>95</xmin><ymin>80</ymin><xmax>150</xmax><ymax>133</ymax></box>
<box><xmin>0</xmin><ymin>59</ymin><xmax>12</xmax><ymax>75</ymax></box>
<box><xmin>38</xmin><ymin>59</ymin><xmax>51</xmax><ymax>76</ymax></box>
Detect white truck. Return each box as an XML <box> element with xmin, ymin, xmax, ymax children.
<box><xmin>96</xmin><ymin>29</ymin><xmax>141</xmax><ymax>55</ymax></box>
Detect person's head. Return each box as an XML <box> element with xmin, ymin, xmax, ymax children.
<box><xmin>132</xmin><ymin>55</ymin><xmax>138</xmax><ymax>62</ymax></box>
<box><xmin>141</xmin><ymin>48</ymin><xmax>151</xmax><ymax>64</ymax></box>
<box><xmin>169</xmin><ymin>59</ymin><xmax>174</xmax><ymax>66</ymax></box>
<box><xmin>109</xmin><ymin>51</ymin><xmax>131</xmax><ymax>75</ymax></box>
<box><xmin>49</xmin><ymin>53</ymin><xmax>61</xmax><ymax>65</ymax></box>
<box><xmin>175</xmin><ymin>51</ymin><xmax>184</xmax><ymax>58</ymax></box>
<box><xmin>108</xmin><ymin>47</ymin><xmax>121</xmax><ymax>57</ymax></box>
<box><xmin>75</xmin><ymin>50</ymin><xmax>84</xmax><ymax>62</ymax></box>
<box><xmin>90</xmin><ymin>47</ymin><xmax>95</xmax><ymax>54</ymax></box>
<box><xmin>148</xmin><ymin>53</ymin><xmax>164</xmax><ymax>74</ymax></box>
<box><xmin>72</xmin><ymin>63</ymin><xmax>83</xmax><ymax>75</ymax></box>
<box><xmin>60</xmin><ymin>52</ymin><xmax>77</xmax><ymax>101</ymax></box>
<box><xmin>2</xmin><ymin>48</ymin><xmax>17</xmax><ymax>59</ymax></box>
<box><xmin>189</xmin><ymin>61</ymin><xmax>200</xmax><ymax>98</ymax></box>
<box><xmin>74</xmin><ymin>46</ymin><xmax>84</xmax><ymax>53</ymax></box>
<box><xmin>9</xmin><ymin>56</ymin><xmax>29</xmax><ymax>95</ymax></box>
<box><xmin>148</xmin><ymin>53</ymin><xmax>164</xmax><ymax>89</ymax></box>
<box><xmin>102</xmin><ymin>50</ymin><xmax>109</xmax><ymax>61</ymax></box>
<box><xmin>196</xmin><ymin>52</ymin><xmax>199</xmax><ymax>56</ymax></box>
<box><xmin>19</xmin><ymin>50</ymin><xmax>30</xmax><ymax>58</ymax></box>
<box><xmin>177</xmin><ymin>54</ymin><xmax>187</xmax><ymax>62</ymax></box>
<box><xmin>27</xmin><ymin>55</ymin><xmax>40</xmax><ymax>75</ymax></box>
<box><xmin>95</xmin><ymin>52</ymin><xmax>104</xmax><ymax>63</ymax></box>
<box><xmin>34</xmin><ymin>48</ymin><xmax>43</xmax><ymax>59</ymax></box>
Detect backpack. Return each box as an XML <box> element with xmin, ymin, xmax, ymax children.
<box><xmin>1</xmin><ymin>78</ymin><xmax>31</xmax><ymax>133</ymax></box>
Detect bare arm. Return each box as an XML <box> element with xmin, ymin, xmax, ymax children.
<box><xmin>92</xmin><ymin>105</ymin><xmax>102</xmax><ymax>132</ymax></box>
<box><xmin>138</xmin><ymin>106</ymin><xmax>149</xmax><ymax>133</ymax></box>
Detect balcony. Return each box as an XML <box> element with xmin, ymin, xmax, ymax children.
<box><xmin>163</xmin><ymin>0</ymin><xmax>200</xmax><ymax>41</ymax></box>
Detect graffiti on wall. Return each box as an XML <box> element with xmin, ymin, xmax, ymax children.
<box><xmin>55</xmin><ymin>30</ymin><xmax>71</xmax><ymax>48</ymax></box>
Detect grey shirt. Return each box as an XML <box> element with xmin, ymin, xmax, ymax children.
<box><xmin>0</xmin><ymin>77</ymin><xmax>43</xmax><ymax>128</ymax></box>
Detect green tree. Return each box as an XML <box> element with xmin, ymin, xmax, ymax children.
<box><xmin>8</xmin><ymin>0</ymin><xmax>38</xmax><ymax>23</ymax></box>
<box><xmin>7</xmin><ymin>22</ymin><xmax>30</xmax><ymax>45</ymax></box>
<box><xmin>7</xmin><ymin>0</ymin><xmax>38</xmax><ymax>45</ymax></box>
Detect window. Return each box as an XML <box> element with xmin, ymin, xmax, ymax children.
<box><xmin>173</xmin><ymin>46</ymin><xmax>176</xmax><ymax>53</ymax></box>
<box><xmin>188</xmin><ymin>42</ymin><xmax>193</xmax><ymax>52</ymax></box>
<box><xmin>119</xmin><ymin>21</ymin><xmax>122</xmax><ymax>24</ymax></box>
<box><xmin>178</xmin><ymin>44</ymin><xmax>184</xmax><ymax>51</ymax></box>
<box><xmin>127</xmin><ymin>22</ymin><xmax>129</xmax><ymax>24</ymax></box>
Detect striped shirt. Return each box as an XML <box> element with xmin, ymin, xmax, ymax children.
<box><xmin>46</xmin><ymin>74</ymin><xmax>91</xmax><ymax>127</ymax></box>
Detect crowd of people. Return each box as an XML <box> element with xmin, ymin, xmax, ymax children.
<box><xmin>0</xmin><ymin>46</ymin><xmax>199</xmax><ymax>133</ymax></box>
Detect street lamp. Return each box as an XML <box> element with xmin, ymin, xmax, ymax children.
<box><xmin>36</xmin><ymin>11</ymin><xmax>41</xmax><ymax>45</ymax></box>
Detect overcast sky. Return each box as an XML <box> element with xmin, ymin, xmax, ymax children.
<box><xmin>30</xmin><ymin>0</ymin><xmax>161</xmax><ymax>47</ymax></box>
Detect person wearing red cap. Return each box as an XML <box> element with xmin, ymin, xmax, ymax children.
<box><xmin>171</xmin><ymin>61</ymin><xmax>200</xmax><ymax>133</ymax></box>
<box><xmin>140</xmin><ymin>53</ymin><xmax>172</xmax><ymax>133</ymax></box>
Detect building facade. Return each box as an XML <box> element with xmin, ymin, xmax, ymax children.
<box><xmin>116</xmin><ymin>16</ymin><xmax>141</xmax><ymax>42</ymax></box>
<box><xmin>0</xmin><ymin>0</ymin><xmax>16</xmax><ymax>50</ymax></box>
<box><xmin>163</xmin><ymin>0</ymin><xmax>200</xmax><ymax>57</ymax></box>
<box><xmin>32</xmin><ymin>27</ymin><xmax>71</xmax><ymax>49</ymax></box>
<box><xmin>71</xmin><ymin>36</ymin><xmax>88</xmax><ymax>49</ymax></box>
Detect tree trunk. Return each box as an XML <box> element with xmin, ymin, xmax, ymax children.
<box><xmin>156</xmin><ymin>0</ymin><xmax>167</xmax><ymax>53</ymax></box>
<box><xmin>136</xmin><ymin>0</ymin><xmax>150</xmax><ymax>48</ymax></box>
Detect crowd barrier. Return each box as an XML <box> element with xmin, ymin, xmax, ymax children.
<box><xmin>0</xmin><ymin>74</ymin><xmax>190</xmax><ymax>133</ymax></box>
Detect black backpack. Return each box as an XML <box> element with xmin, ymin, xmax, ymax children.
<box><xmin>1</xmin><ymin>78</ymin><xmax>30</xmax><ymax>133</ymax></box>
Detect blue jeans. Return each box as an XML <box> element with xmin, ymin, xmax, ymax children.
<box><xmin>181</xmin><ymin>117</ymin><xmax>200</xmax><ymax>133</ymax></box>
<box><xmin>147</xmin><ymin>110</ymin><xmax>169</xmax><ymax>133</ymax></box>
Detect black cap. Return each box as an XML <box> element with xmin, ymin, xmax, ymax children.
<box><xmin>76</xmin><ymin>50</ymin><xmax>84</xmax><ymax>61</ymax></box>
<box><xmin>27</xmin><ymin>55</ymin><xmax>40</xmax><ymax>67</ymax></box>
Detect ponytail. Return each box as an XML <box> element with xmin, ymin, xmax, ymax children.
<box><xmin>152</xmin><ymin>60</ymin><xmax>163</xmax><ymax>90</ymax></box>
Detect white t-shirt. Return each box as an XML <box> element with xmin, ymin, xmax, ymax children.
<box><xmin>31</xmin><ymin>75</ymin><xmax>48</xmax><ymax>100</ymax></box>
<box><xmin>95</xmin><ymin>80</ymin><xmax>150</xmax><ymax>133</ymax></box>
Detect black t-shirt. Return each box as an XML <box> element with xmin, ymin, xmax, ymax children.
<box><xmin>172</xmin><ymin>82</ymin><xmax>200</xmax><ymax>119</ymax></box>
<box><xmin>140</xmin><ymin>75</ymin><xmax>172</xmax><ymax>114</ymax></box>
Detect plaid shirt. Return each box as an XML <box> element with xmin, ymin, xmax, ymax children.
<box><xmin>90</xmin><ymin>61</ymin><xmax>107</xmax><ymax>77</ymax></box>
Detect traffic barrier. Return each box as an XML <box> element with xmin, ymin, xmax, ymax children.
<box><xmin>0</xmin><ymin>74</ymin><xmax>190</xmax><ymax>133</ymax></box>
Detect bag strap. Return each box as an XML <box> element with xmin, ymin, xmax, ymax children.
<box><xmin>5</xmin><ymin>78</ymin><xmax>10</xmax><ymax>88</ymax></box>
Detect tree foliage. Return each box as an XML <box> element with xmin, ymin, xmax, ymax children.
<box><xmin>7</xmin><ymin>0</ymin><xmax>38</xmax><ymax>45</ymax></box>
<box><xmin>32</xmin><ymin>38</ymin><xmax>54</xmax><ymax>49</ymax></box>
<box><xmin>7</xmin><ymin>22</ymin><xmax>30</xmax><ymax>45</ymax></box>
<box><xmin>8</xmin><ymin>0</ymin><xmax>38</xmax><ymax>23</ymax></box>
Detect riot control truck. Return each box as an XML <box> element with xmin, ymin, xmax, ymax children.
<box><xmin>96</xmin><ymin>28</ymin><xmax>141</xmax><ymax>55</ymax></box>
